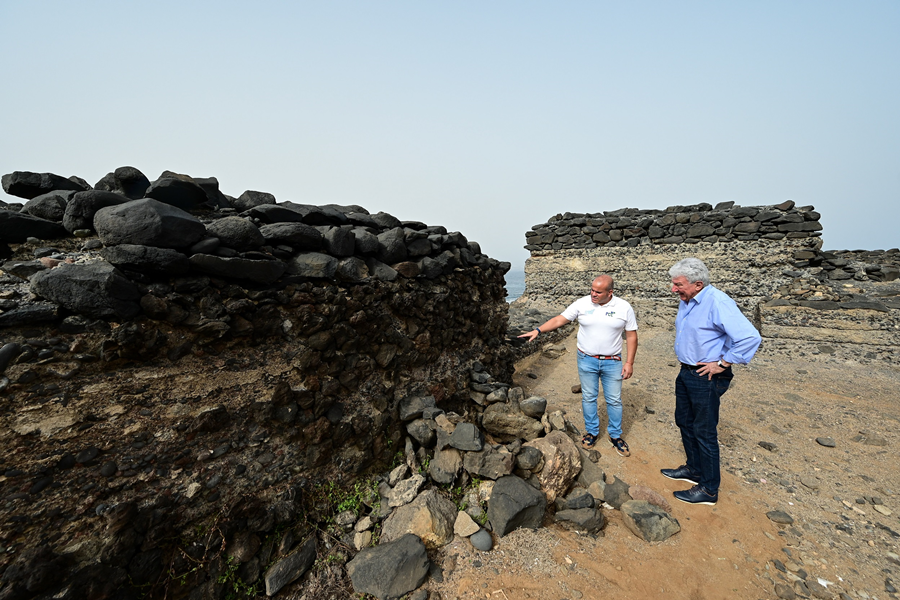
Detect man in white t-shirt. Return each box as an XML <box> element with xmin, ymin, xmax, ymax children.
<box><xmin>518</xmin><ymin>275</ymin><xmax>638</xmax><ymax>456</ymax></box>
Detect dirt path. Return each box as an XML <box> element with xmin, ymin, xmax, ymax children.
<box><xmin>427</xmin><ymin>327</ymin><xmax>900</xmax><ymax>600</ymax></box>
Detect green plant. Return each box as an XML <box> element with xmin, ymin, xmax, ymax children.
<box><xmin>217</xmin><ymin>556</ymin><xmax>259</xmax><ymax>599</ymax></box>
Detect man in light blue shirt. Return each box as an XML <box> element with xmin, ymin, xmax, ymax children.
<box><xmin>661</xmin><ymin>257</ymin><xmax>761</xmax><ymax>505</ymax></box>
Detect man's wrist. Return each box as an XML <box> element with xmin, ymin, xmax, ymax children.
<box><xmin>534</xmin><ymin>327</ymin><xmax>541</xmax><ymax>334</ymax></box>
<box><xmin>717</xmin><ymin>359</ymin><xmax>730</xmax><ymax>368</ymax></box>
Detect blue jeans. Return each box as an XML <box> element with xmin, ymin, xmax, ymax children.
<box><xmin>674</xmin><ymin>366</ymin><xmax>733</xmax><ymax>495</ymax></box>
<box><xmin>576</xmin><ymin>350</ymin><xmax>624</xmax><ymax>439</ymax></box>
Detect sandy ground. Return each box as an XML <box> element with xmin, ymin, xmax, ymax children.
<box><xmin>426</xmin><ymin>326</ymin><xmax>900</xmax><ymax>600</ymax></box>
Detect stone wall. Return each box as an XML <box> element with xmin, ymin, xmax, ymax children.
<box><xmin>516</xmin><ymin>201</ymin><xmax>900</xmax><ymax>363</ymax></box>
<box><xmin>0</xmin><ymin>167</ymin><xmax>514</xmax><ymax>598</ymax></box>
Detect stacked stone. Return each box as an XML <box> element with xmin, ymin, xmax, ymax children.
<box><xmin>792</xmin><ymin>248</ymin><xmax>900</xmax><ymax>282</ymax></box>
<box><xmin>524</xmin><ymin>200</ymin><xmax>821</xmax><ymax>252</ymax></box>
<box><xmin>0</xmin><ymin>167</ymin><xmax>510</xmax><ymax>331</ymax></box>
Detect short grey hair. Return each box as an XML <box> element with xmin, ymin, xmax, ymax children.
<box><xmin>669</xmin><ymin>258</ymin><xmax>710</xmax><ymax>286</ymax></box>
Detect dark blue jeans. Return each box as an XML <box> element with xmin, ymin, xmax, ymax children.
<box><xmin>674</xmin><ymin>365</ymin><xmax>733</xmax><ymax>495</ymax></box>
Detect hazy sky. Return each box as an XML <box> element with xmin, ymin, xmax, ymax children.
<box><xmin>2</xmin><ymin>1</ymin><xmax>897</xmax><ymax>271</ymax></box>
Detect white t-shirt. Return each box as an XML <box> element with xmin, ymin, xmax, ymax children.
<box><xmin>560</xmin><ymin>295</ymin><xmax>638</xmax><ymax>356</ymax></box>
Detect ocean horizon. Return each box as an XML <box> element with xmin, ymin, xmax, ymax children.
<box><xmin>505</xmin><ymin>270</ymin><xmax>525</xmax><ymax>303</ymax></box>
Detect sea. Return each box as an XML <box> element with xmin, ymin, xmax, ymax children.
<box><xmin>505</xmin><ymin>270</ymin><xmax>525</xmax><ymax>303</ymax></box>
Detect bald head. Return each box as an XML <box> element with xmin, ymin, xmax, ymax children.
<box><xmin>589</xmin><ymin>275</ymin><xmax>614</xmax><ymax>305</ymax></box>
<box><xmin>592</xmin><ymin>275</ymin><xmax>613</xmax><ymax>292</ymax></box>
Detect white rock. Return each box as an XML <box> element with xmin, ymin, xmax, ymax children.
<box><xmin>454</xmin><ymin>511</ymin><xmax>480</xmax><ymax>537</ymax></box>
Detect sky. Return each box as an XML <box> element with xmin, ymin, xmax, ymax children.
<box><xmin>1</xmin><ymin>1</ymin><xmax>898</xmax><ymax>272</ymax></box>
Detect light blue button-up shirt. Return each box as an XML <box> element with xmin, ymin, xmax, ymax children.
<box><xmin>674</xmin><ymin>285</ymin><xmax>761</xmax><ymax>366</ymax></box>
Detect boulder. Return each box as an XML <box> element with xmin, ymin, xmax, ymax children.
<box><xmin>377</xmin><ymin>228</ymin><xmax>408</xmax><ymax>264</ymax></box>
<box><xmin>620</xmin><ymin>500</ymin><xmax>681</xmax><ymax>542</ymax></box>
<box><xmin>418</xmin><ymin>256</ymin><xmax>442</xmax><ymax>279</ymax></box>
<box><xmin>372</xmin><ymin>211</ymin><xmax>402</xmax><ymax>229</ymax></box>
<box><xmin>481</xmin><ymin>402</ymin><xmax>543</xmax><ymax>442</ymax></box>
<box><xmin>30</xmin><ymin>262</ymin><xmax>140</xmax><ymax>320</ymax></box>
<box><xmin>94</xmin><ymin>167</ymin><xmax>151</xmax><ymax>200</ymax></box>
<box><xmin>453</xmin><ymin>511</ymin><xmax>480</xmax><ymax>537</ymax></box>
<box><xmin>205</xmin><ymin>216</ymin><xmax>265</xmax><ymax>251</ymax></box>
<box><xmin>603</xmin><ymin>476</ymin><xmax>632</xmax><ymax>509</ymax></box>
<box><xmin>405</xmin><ymin>419</ymin><xmax>436</xmax><ymax>449</ymax></box>
<box><xmin>100</xmin><ymin>244</ymin><xmax>191</xmax><ymax>276</ymax></box>
<box><xmin>2</xmin><ymin>171</ymin><xmax>87</xmax><ymax>199</ymax></box>
<box><xmin>144</xmin><ymin>177</ymin><xmax>209</xmax><ymax>211</ymax></box>
<box><xmin>463</xmin><ymin>446</ymin><xmax>515</xmax><ymax>480</ymax></box>
<box><xmin>587</xmin><ymin>480</ymin><xmax>606</xmax><ymax>503</ymax></box>
<box><xmin>429</xmin><ymin>448</ymin><xmax>462</xmax><ymax>485</ymax></box>
<box><xmin>354</xmin><ymin>228</ymin><xmax>380</xmax><ymax>254</ymax></box>
<box><xmin>519</xmin><ymin>396</ymin><xmax>548</xmax><ymax>419</ymax></box>
<box><xmin>247</xmin><ymin>203</ymin><xmax>306</xmax><ymax>224</ymax></box>
<box><xmin>336</xmin><ymin>257</ymin><xmax>369</xmax><ymax>282</ymax></box>
<box><xmin>381</xmin><ymin>490</ymin><xmax>457</xmax><ymax>549</ymax></box>
<box><xmin>515</xmin><ymin>446</ymin><xmax>542</xmax><ymax>471</ymax></box>
<box><xmin>554</xmin><ymin>508</ymin><xmax>606</xmax><ymax>534</ymax></box>
<box><xmin>193</xmin><ymin>177</ymin><xmax>231</xmax><ymax>209</ymax></box>
<box><xmin>258</xmin><ymin>222</ymin><xmax>324</xmax><ymax>249</ymax></box>
<box><xmin>21</xmin><ymin>190</ymin><xmax>73</xmax><ymax>222</ymax></box>
<box><xmin>560</xmin><ymin>488</ymin><xmax>595</xmax><ymax>510</ymax></box>
<box><xmin>347</xmin><ymin>534</ymin><xmax>429</xmax><ymax>600</ymax></box>
<box><xmin>0</xmin><ymin>210</ymin><xmax>67</xmax><ymax>243</ymax></box>
<box><xmin>399</xmin><ymin>396</ymin><xmax>437</xmax><ymax>421</ymax></box>
<box><xmin>388</xmin><ymin>474</ymin><xmax>426</xmax><ymax>508</ymax></box>
<box><xmin>284</xmin><ymin>203</ymin><xmax>348</xmax><ymax>226</ymax></box>
<box><xmin>487</xmin><ymin>475</ymin><xmax>547</xmax><ymax>537</ymax></box>
<box><xmin>576</xmin><ymin>447</ymin><xmax>605</xmax><ymax>487</ymax></box>
<box><xmin>628</xmin><ymin>485</ymin><xmax>672</xmax><ymax>512</ymax></box>
<box><xmin>448</xmin><ymin>423</ymin><xmax>484</xmax><ymax>452</ymax></box>
<box><xmin>324</xmin><ymin>226</ymin><xmax>356</xmax><ymax>257</ymax></box>
<box><xmin>234</xmin><ymin>190</ymin><xmax>276</xmax><ymax>212</ymax></box>
<box><xmin>189</xmin><ymin>254</ymin><xmax>285</xmax><ymax>285</ymax></box>
<box><xmin>524</xmin><ymin>431</ymin><xmax>581</xmax><ymax>504</ymax></box>
<box><xmin>287</xmin><ymin>252</ymin><xmax>338</xmax><ymax>278</ymax></box>
<box><xmin>0</xmin><ymin>303</ymin><xmax>59</xmax><ymax>327</ymax></box>
<box><xmin>63</xmin><ymin>190</ymin><xmax>130</xmax><ymax>233</ymax></box>
<box><xmin>94</xmin><ymin>199</ymin><xmax>206</xmax><ymax>249</ymax></box>
<box><xmin>263</xmin><ymin>536</ymin><xmax>316</xmax><ymax>597</ymax></box>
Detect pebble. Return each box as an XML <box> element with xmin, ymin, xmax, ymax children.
<box><xmin>100</xmin><ymin>462</ymin><xmax>117</xmax><ymax>477</ymax></box>
<box><xmin>469</xmin><ymin>529</ymin><xmax>493</xmax><ymax>551</ymax></box>
<box><xmin>815</xmin><ymin>437</ymin><xmax>836</xmax><ymax>448</ymax></box>
<box><xmin>759</xmin><ymin>441</ymin><xmax>778</xmax><ymax>452</ymax></box>
<box><xmin>767</xmin><ymin>510</ymin><xmax>795</xmax><ymax>525</ymax></box>
<box><xmin>29</xmin><ymin>477</ymin><xmax>53</xmax><ymax>495</ymax></box>
<box><xmin>799</xmin><ymin>475</ymin><xmax>820</xmax><ymax>490</ymax></box>
<box><xmin>75</xmin><ymin>447</ymin><xmax>100</xmax><ymax>464</ymax></box>
<box><xmin>873</xmin><ymin>505</ymin><xmax>892</xmax><ymax>516</ymax></box>
<box><xmin>774</xmin><ymin>582</ymin><xmax>796</xmax><ymax>599</ymax></box>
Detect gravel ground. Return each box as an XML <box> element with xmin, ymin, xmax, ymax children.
<box><xmin>425</xmin><ymin>326</ymin><xmax>900</xmax><ymax>600</ymax></box>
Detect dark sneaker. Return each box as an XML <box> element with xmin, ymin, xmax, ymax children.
<box><xmin>673</xmin><ymin>485</ymin><xmax>718</xmax><ymax>505</ymax></box>
<box><xmin>582</xmin><ymin>433</ymin><xmax>598</xmax><ymax>449</ymax></box>
<box><xmin>660</xmin><ymin>465</ymin><xmax>699</xmax><ymax>485</ymax></box>
<box><xmin>609</xmin><ymin>436</ymin><xmax>630</xmax><ymax>457</ymax></box>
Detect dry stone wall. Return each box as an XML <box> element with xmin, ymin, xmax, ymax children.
<box><xmin>519</xmin><ymin>201</ymin><xmax>823</xmax><ymax>327</ymax></box>
<box><xmin>516</xmin><ymin>201</ymin><xmax>900</xmax><ymax>364</ymax></box>
<box><xmin>0</xmin><ymin>166</ymin><xmax>514</xmax><ymax>599</ymax></box>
